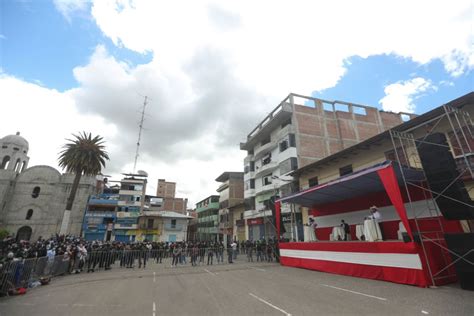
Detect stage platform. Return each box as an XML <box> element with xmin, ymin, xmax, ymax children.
<box><xmin>279</xmin><ymin>241</ymin><xmax>436</xmax><ymax>287</ymax></box>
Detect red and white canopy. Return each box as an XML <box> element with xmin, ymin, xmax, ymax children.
<box><xmin>276</xmin><ymin>161</ymin><xmax>425</xmax><ymax>239</ymax></box>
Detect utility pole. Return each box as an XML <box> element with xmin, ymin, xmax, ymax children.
<box><xmin>133</xmin><ymin>96</ymin><xmax>148</xmax><ymax>174</ymax></box>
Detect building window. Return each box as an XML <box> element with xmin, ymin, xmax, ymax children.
<box><xmin>262</xmin><ymin>153</ymin><xmax>272</xmax><ymax>165</ymax></box>
<box><xmin>250</xmin><ymin>161</ymin><xmax>255</xmax><ymax>172</ymax></box>
<box><xmin>1</xmin><ymin>156</ymin><xmax>10</xmax><ymax>169</ymax></box>
<box><xmin>14</xmin><ymin>159</ymin><xmax>21</xmax><ymax>172</ymax></box>
<box><xmin>26</xmin><ymin>209</ymin><xmax>33</xmax><ymax>220</ymax></box>
<box><xmin>263</xmin><ymin>174</ymin><xmax>273</xmax><ymax>186</ymax></box>
<box><xmin>171</xmin><ymin>219</ymin><xmax>177</xmax><ymax>228</ymax></box>
<box><xmin>279</xmin><ymin>140</ymin><xmax>288</xmax><ymax>152</ymax></box>
<box><xmin>308</xmin><ymin>177</ymin><xmax>319</xmax><ymax>187</ymax></box>
<box><xmin>289</xmin><ymin>134</ymin><xmax>296</xmax><ymax>147</ymax></box>
<box><xmin>339</xmin><ymin>165</ymin><xmax>353</xmax><ymax>176</ymax></box>
<box><xmin>32</xmin><ymin>186</ymin><xmax>40</xmax><ymax>198</ymax></box>
<box><xmin>245</xmin><ymin>179</ymin><xmax>255</xmax><ymax>190</ymax></box>
<box><xmin>147</xmin><ymin>218</ymin><xmax>154</xmax><ymax>229</ymax></box>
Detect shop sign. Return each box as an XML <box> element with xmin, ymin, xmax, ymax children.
<box><xmin>247</xmin><ymin>218</ymin><xmax>263</xmax><ymax>225</ymax></box>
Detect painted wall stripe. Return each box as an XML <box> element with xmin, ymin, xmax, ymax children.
<box><xmin>280</xmin><ymin>249</ymin><xmax>422</xmax><ymax>269</ymax></box>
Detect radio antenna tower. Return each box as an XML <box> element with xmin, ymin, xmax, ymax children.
<box><xmin>133</xmin><ymin>96</ymin><xmax>148</xmax><ymax>173</ymax></box>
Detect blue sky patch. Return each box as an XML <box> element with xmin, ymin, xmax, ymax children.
<box><xmin>1</xmin><ymin>0</ymin><xmax>152</xmax><ymax>91</ymax></box>
<box><xmin>313</xmin><ymin>55</ymin><xmax>473</xmax><ymax>114</ymax></box>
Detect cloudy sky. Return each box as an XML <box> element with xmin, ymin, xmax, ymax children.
<box><xmin>1</xmin><ymin>0</ymin><xmax>472</xmax><ymax>206</ymax></box>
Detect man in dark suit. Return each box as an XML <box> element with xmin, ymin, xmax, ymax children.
<box><xmin>341</xmin><ymin>220</ymin><xmax>350</xmax><ymax>241</ymax></box>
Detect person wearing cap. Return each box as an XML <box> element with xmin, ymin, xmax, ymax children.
<box><xmin>369</xmin><ymin>206</ymin><xmax>384</xmax><ymax>240</ymax></box>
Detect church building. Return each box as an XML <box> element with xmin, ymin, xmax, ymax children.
<box><xmin>0</xmin><ymin>132</ymin><xmax>97</xmax><ymax>241</ymax></box>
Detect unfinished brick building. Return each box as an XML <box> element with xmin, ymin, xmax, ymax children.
<box><xmin>240</xmin><ymin>93</ymin><xmax>416</xmax><ymax>240</ymax></box>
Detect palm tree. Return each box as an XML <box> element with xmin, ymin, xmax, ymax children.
<box><xmin>58</xmin><ymin>132</ymin><xmax>109</xmax><ymax>235</ymax></box>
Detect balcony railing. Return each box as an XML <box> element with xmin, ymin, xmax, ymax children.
<box><xmin>255</xmin><ymin>161</ymin><xmax>278</xmax><ymax>177</ymax></box>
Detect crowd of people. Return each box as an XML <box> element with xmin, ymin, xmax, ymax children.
<box><xmin>1</xmin><ymin>235</ymin><xmax>279</xmax><ymax>268</ymax></box>
<box><xmin>0</xmin><ymin>234</ymin><xmax>279</xmax><ymax>295</ymax></box>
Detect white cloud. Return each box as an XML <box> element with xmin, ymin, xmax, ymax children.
<box><xmin>0</xmin><ymin>74</ymin><xmax>118</xmax><ymax>170</ymax></box>
<box><xmin>6</xmin><ymin>0</ymin><xmax>474</xmax><ymax>206</ymax></box>
<box><xmin>379</xmin><ymin>77</ymin><xmax>436</xmax><ymax>113</ymax></box>
<box><xmin>439</xmin><ymin>80</ymin><xmax>455</xmax><ymax>87</ymax></box>
<box><xmin>53</xmin><ymin>0</ymin><xmax>90</xmax><ymax>22</ymax></box>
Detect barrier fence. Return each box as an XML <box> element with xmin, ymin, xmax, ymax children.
<box><xmin>0</xmin><ymin>246</ymin><xmax>278</xmax><ymax>296</ymax></box>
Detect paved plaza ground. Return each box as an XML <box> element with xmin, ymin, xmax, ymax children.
<box><xmin>1</xmin><ymin>259</ymin><xmax>473</xmax><ymax>316</ymax></box>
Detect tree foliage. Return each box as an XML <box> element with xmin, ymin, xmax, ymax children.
<box><xmin>58</xmin><ymin>132</ymin><xmax>109</xmax><ymax>176</ymax></box>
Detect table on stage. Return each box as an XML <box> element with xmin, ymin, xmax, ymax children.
<box><xmin>364</xmin><ymin>219</ymin><xmax>382</xmax><ymax>241</ymax></box>
<box><xmin>355</xmin><ymin>224</ymin><xmax>364</xmax><ymax>240</ymax></box>
<box><xmin>331</xmin><ymin>226</ymin><xmax>345</xmax><ymax>241</ymax></box>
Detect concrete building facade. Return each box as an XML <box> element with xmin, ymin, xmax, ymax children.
<box><xmin>215</xmin><ymin>172</ymin><xmax>244</xmax><ymax>243</ymax></box>
<box><xmin>0</xmin><ymin>132</ymin><xmax>96</xmax><ymax>240</ymax></box>
<box><xmin>240</xmin><ymin>93</ymin><xmax>416</xmax><ymax>240</ymax></box>
<box><xmin>156</xmin><ymin>179</ymin><xmax>176</xmax><ymax>198</ymax></box>
<box><xmin>82</xmin><ymin>192</ymin><xmax>118</xmax><ymax>241</ymax></box>
<box><xmin>113</xmin><ymin>173</ymin><xmax>147</xmax><ymax>242</ymax></box>
<box><xmin>196</xmin><ymin>195</ymin><xmax>219</xmax><ymax>241</ymax></box>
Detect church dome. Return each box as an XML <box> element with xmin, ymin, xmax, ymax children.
<box><xmin>1</xmin><ymin>132</ymin><xmax>29</xmax><ymax>151</ymax></box>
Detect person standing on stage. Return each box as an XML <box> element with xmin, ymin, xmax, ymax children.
<box><xmin>306</xmin><ymin>217</ymin><xmax>317</xmax><ymax>242</ymax></box>
<box><xmin>340</xmin><ymin>220</ymin><xmax>350</xmax><ymax>241</ymax></box>
<box><xmin>369</xmin><ymin>206</ymin><xmax>384</xmax><ymax>240</ymax></box>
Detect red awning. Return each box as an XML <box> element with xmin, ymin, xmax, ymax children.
<box><xmin>279</xmin><ymin>161</ymin><xmax>423</xmax><ymax>207</ymax></box>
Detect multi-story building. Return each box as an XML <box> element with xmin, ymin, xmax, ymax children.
<box><xmin>215</xmin><ymin>172</ymin><xmax>244</xmax><ymax>244</ymax></box>
<box><xmin>240</xmin><ymin>93</ymin><xmax>416</xmax><ymax>240</ymax></box>
<box><xmin>159</xmin><ymin>211</ymin><xmax>191</xmax><ymax>242</ymax></box>
<box><xmin>155</xmin><ymin>179</ymin><xmax>188</xmax><ymax>213</ymax></box>
<box><xmin>195</xmin><ymin>195</ymin><xmax>220</xmax><ymax>241</ymax></box>
<box><xmin>186</xmin><ymin>214</ymin><xmax>198</xmax><ymax>242</ymax></box>
<box><xmin>230</xmin><ymin>202</ymin><xmax>246</xmax><ymax>241</ymax></box>
<box><xmin>82</xmin><ymin>190</ymin><xmax>119</xmax><ymax>241</ymax></box>
<box><xmin>156</xmin><ymin>179</ymin><xmax>176</xmax><ymax>198</ymax></box>
<box><xmin>113</xmin><ymin>173</ymin><xmax>147</xmax><ymax>242</ymax></box>
<box><xmin>137</xmin><ymin>211</ymin><xmax>190</xmax><ymax>242</ymax></box>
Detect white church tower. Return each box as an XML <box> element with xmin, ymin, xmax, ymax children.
<box><xmin>0</xmin><ymin>132</ymin><xmax>30</xmax><ymax>173</ymax></box>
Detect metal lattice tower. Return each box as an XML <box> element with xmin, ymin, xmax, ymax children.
<box><xmin>133</xmin><ymin>96</ymin><xmax>148</xmax><ymax>173</ymax></box>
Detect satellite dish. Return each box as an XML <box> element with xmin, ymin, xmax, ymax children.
<box><xmin>137</xmin><ymin>170</ymin><xmax>148</xmax><ymax>176</ymax></box>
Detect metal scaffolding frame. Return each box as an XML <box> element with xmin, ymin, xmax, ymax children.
<box><xmin>389</xmin><ymin>104</ymin><xmax>473</xmax><ymax>286</ymax></box>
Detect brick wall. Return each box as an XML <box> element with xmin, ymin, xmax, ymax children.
<box><xmin>293</xmin><ymin>102</ymin><xmax>406</xmax><ymax>168</ymax></box>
